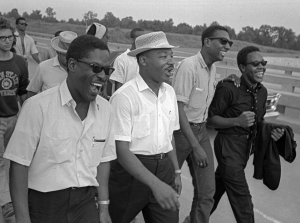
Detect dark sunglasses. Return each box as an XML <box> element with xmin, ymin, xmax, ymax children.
<box><xmin>18</xmin><ymin>23</ymin><xmax>28</xmax><ymax>26</ymax></box>
<box><xmin>0</xmin><ymin>35</ymin><xmax>14</xmax><ymax>42</ymax></box>
<box><xmin>207</xmin><ymin>37</ymin><xmax>233</xmax><ymax>47</ymax></box>
<box><xmin>76</xmin><ymin>59</ymin><xmax>115</xmax><ymax>75</ymax></box>
<box><xmin>245</xmin><ymin>61</ymin><xmax>268</xmax><ymax>67</ymax></box>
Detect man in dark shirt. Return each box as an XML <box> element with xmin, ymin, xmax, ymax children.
<box><xmin>208</xmin><ymin>46</ymin><xmax>284</xmax><ymax>223</ymax></box>
<box><xmin>0</xmin><ymin>17</ymin><xmax>28</xmax><ymax>222</ymax></box>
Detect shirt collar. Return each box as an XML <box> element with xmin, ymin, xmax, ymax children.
<box><xmin>14</xmin><ymin>30</ymin><xmax>28</xmax><ymax>38</ymax></box>
<box><xmin>240</xmin><ymin>75</ymin><xmax>262</xmax><ymax>92</ymax></box>
<box><xmin>197</xmin><ymin>52</ymin><xmax>208</xmax><ymax>68</ymax></box>
<box><xmin>53</xmin><ymin>56</ymin><xmax>60</xmax><ymax>67</ymax></box>
<box><xmin>136</xmin><ymin>73</ymin><xmax>166</xmax><ymax>94</ymax></box>
<box><xmin>59</xmin><ymin>80</ymin><xmax>74</xmax><ymax>106</ymax></box>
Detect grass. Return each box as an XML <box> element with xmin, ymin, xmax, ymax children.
<box><xmin>8</xmin><ymin>18</ymin><xmax>300</xmax><ymax>58</ymax></box>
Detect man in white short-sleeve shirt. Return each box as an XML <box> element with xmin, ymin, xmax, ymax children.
<box><xmin>4</xmin><ymin>35</ymin><xmax>116</xmax><ymax>223</ymax></box>
<box><xmin>109</xmin><ymin>31</ymin><xmax>181</xmax><ymax>223</ymax></box>
<box><xmin>26</xmin><ymin>31</ymin><xmax>77</xmax><ymax>99</ymax></box>
<box><xmin>109</xmin><ymin>28</ymin><xmax>144</xmax><ymax>92</ymax></box>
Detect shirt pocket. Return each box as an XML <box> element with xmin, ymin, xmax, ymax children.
<box><xmin>47</xmin><ymin>137</ymin><xmax>72</xmax><ymax>164</ymax></box>
<box><xmin>132</xmin><ymin>114</ymin><xmax>150</xmax><ymax>138</ymax></box>
<box><xmin>89</xmin><ymin>141</ymin><xmax>105</xmax><ymax>167</ymax></box>
<box><xmin>189</xmin><ymin>87</ymin><xmax>206</xmax><ymax>109</ymax></box>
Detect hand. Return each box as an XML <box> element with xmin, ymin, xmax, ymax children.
<box><xmin>222</xmin><ymin>74</ymin><xmax>240</xmax><ymax>87</ymax></box>
<box><xmin>271</xmin><ymin>128</ymin><xmax>284</xmax><ymax>141</ymax></box>
<box><xmin>237</xmin><ymin>111</ymin><xmax>255</xmax><ymax>127</ymax></box>
<box><xmin>98</xmin><ymin>205</ymin><xmax>112</xmax><ymax>223</ymax></box>
<box><xmin>192</xmin><ymin>145</ymin><xmax>208</xmax><ymax>168</ymax></box>
<box><xmin>152</xmin><ymin>181</ymin><xmax>180</xmax><ymax>211</ymax></box>
<box><xmin>174</xmin><ymin>174</ymin><xmax>182</xmax><ymax>196</ymax></box>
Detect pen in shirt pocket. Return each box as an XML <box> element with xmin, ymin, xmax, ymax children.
<box><xmin>92</xmin><ymin>136</ymin><xmax>106</xmax><ymax>146</ymax></box>
<box><xmin>195</xmin><ymin>87</ymin><xmax>204</xmax><ymax>91</ymax></box>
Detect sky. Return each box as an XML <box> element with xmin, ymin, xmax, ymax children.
<box><xmin>2</xmin><ymin>0</ymin><xmax>300</xmax><ymax>35</ymax></box>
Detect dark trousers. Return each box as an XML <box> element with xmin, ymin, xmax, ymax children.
<box><xmin>174</xmin><ymin>124</ymin><xmax>215</xmax><ymax>223</ymax></box>
<box><xmin>28</xmin><ymin>186</ymin><xmax>99</xmax><ymax>223</ymax></box>
<box><xmin>211</xmin><ymin>133</ymin><xmax>255</xmax><ymax>223</ymax></box>
<box><xmin>109</xmin><ymin>155</ymin><xmax>179</xmax><ymax>223</ymax></box>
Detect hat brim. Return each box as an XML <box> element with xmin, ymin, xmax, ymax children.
<box><xmin>127</xmin><ymin>45</ymin><xmax>179</xmax><ymax>57</ymax></box>
<box><xmin>51</xmin><ymin>36</ymin><xmax>67</xmax><ymax>54</ymax></box>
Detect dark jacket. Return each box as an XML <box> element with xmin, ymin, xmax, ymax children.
<box><xmin>253</xmin><ymin>122</ymin><xmax>297</xmax><ymax>190</ymax></box>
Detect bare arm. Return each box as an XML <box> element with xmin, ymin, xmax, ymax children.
<box><xmin>9</xmin><ymin>162</ymin><xmax>31</xmax><ymax>223</ymax></box>
<box><xmin>177</xmin><ymin>102</ymin><xmax>208</xmax><ymax>167</ymax></box>
<box><xmin>96</xmin><ymin>162</ymin><xmax>112</xmax><ymax>223</ymax></box>
<box><xmin>31</xmin><ymin>53</ymin><xmax>40</xmax><ymax>64</ymax></box>
<box><xmin>116</xmin><ymin>140</ymin><xmax>180</xmax><ymax>210</ymax></box>
<box><xmin>19</xmin><ymin>94</ymin><xmax>27</xmax><ymax>106</ymax></box>
<box><xmin>167</xmin><ymin>137</ymin><xmax>182</xmax><ymax>195</ymax></box>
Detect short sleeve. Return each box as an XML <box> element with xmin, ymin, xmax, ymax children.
<box><xmin>3</xmin><ymin>98</ymin><xmax>43</xmax><ymax>166</ymax></box>
<box><xmin>27</xmin><ymin>64</ymin><xmax>43</xmax><ymax>93</ymax></box>
<box><xmin>172</xmin><ymin>60</ymin><xmax>195</xmax><ymax>104</ymax></box>
<box><xmin>110</xmin><ymin>56</ymin><xmax>126</xmax><ymax>83</ymax></box>
<box><xmin>110</xmin><ymin>92</ymin><xmax>132</xmax><ymax>142</ymax></box>
<box><xmin>208</xmin><ymin>84</ymin><xmax>234</xmax><ymax>118</ymax></box>
<box><xmin>30</xmin><ymin>37</ymin><xmax>39</xmax><ymax>54</ymax></box>
<box><xmin>100</xmin><ymin>107</ymin><xmax>117</xmax><ymax>162</ymax></box>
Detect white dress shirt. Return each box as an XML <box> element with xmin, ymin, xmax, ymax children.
<box><xmin>4</xmin><ymin>80</ymin><xmax>116</xmax><ymax>192</ymax></box>
<box><xmin>110</xmin><ymin>74</ymin><xmax>180</xmax><ymax>155</ymax></box>
<box><xmin>14</xmin><ymin>31</ymin><xmax>38</xmax><ymax>57</ymax></box>
<box><xmin>27</xmin><ymin>56</ymin><xmax>67</xmax><ymax>93</ymax></box>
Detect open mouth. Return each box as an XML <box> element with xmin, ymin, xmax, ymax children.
<box><xmin>220</xmin><ymin>51</ymin><xmax>227</xmax><ymax>57</ymax></box>
<box><xmin>256</xmin><ymin>72</ymin><xmax>264</xmax><ymax>78</ymax></box>
<box><xmin>166</xmin><ymin>67</ymin><xmax>175</xmax><ymax>77</ymax></box>
<box><xmin>90</xmin><ymin>82</ymin><xmax>103</xmax><ymax>94</ymax></box>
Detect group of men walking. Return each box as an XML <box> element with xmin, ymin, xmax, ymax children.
<box><xmin>0</xmin><ymin>16</ymin><xmax>286</xmax><ymax>223</ymax></box>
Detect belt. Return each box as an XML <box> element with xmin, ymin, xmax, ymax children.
<box><xmin>189</xmin><ymin>122</ymin><xmax>204</xmax><ymax>127</ymax></box>
<box><xmin>225</xmin><ymin>133</ymin><xmax>250</xmax><ymax>140</ymax></box>
<box><xmin>135</xmin><ymin>153</ymin><xmax>167</xmax><ymax>160</ymax></box>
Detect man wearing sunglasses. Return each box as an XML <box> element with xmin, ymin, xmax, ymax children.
<box><xmin>4</xmin><ymin>35</ymin><xmax>116</xmax><ymax>223</ymax></box>
<box><xmin>172</xmin><ymin>25</ymin><xmax>235</xmax><ymax>223</ymax></box>
<box><xmin>0</xmin><ymin>17</ymin><xmax>29</xmax><ymax>223</ymax></box>
<box><xmin>14</xmin><ymin>17</ymin><xmax>40</xmax><ymax>70</ymax></box>
<box><xmin>208</xmin><ymin>46</ymin><xmax>284</xmax><ymax>223</ymax></box>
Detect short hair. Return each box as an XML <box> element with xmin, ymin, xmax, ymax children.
<box><xmin>66</xmin><ymin>35</ymin><xmax>109</xmax><ymax>64</ymax></box>
<box><xmin>54</xmin><ymin>30</ymin><xmax>63</xmax><ymax>37</ymax></box>
<box><xmin>0</xmin><ymin>17</ymin><xmax>14</xmax><ymax>33</ymax></box>
<box><xmin>130</xmin><ymin>28</ymin><xmax>144</xmax><ymax>39</ymax></box>
<box><xmin>237</xmin><ymin>46</ymin><xmax>260</xmax><ymax>69</ymax></box>
<box><xmin>201</xmin><ymin>25</ymin><xmax>229</xmax><ymax>45</ymax></box>
<box><xmin>16</xmin><ymin>17</ymin><xmax>26</xmax><ymax>25</ymax></box>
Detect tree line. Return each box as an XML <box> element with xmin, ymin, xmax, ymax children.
<box><xmin>2</xmin><ymin>8</ymin><xmax>300</xmax><ymax>51</ymax></box>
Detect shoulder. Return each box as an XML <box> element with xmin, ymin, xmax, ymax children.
<box><xmin>215</xmin><ymin>81</ymin><xmax>238</xmax><ymax>95</ymax></box>
<box><xmin>25</xmin><ymin>34</ymin><xmax>35</xmax><ymax>42</ymax></box>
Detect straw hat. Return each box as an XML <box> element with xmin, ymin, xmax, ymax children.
<box><xmin>51</xmin><ymin>31</ymin><xmax>78</xmax><ymax>54</ymax></box>
<box><xmin>127</xmin><ymin>31</ymin><xmax>178</xmax><ymax>57</ymax></box>
<box><xmin>86</xmin><ymin>23</ymin><xmax>107</xmax><ymax>39</ymax></box>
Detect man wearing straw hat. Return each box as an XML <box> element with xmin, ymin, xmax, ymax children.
<box><xmin>109</xmin><ymin>31</ymin><xmax>181</xmax><ymax>223</ymax></box>
<box><xmin>26</xmin><ymin>31</ymin><xmax>77</xmax><ymax>99</ymax></box>
<box><xmin>4</xmin><ymin>35</ymin><xmax>116</xmax><ymax>223</ymax></box>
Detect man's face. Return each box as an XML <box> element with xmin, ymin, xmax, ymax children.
<box><xmin>241</xmin><ymin>51</ymin><xmax>266</xmax><ymax>85</ymax></box>
<box><xmin>70</xmin><ymin>49</ymin><xmax>110</xmax><ymax>102</ymax></box>
<box><xmin>57</xmin><ymin>52</ymin><xmax>67</xmax><ymax>67</ymax></box>
<box><xmin>16</xmin><ymin>19</ymin><xmax>27</xmax><ymax>31</ymax></box>
<box><xmin>131</xmin><ymin>31</ymin><xmax>145</xmax><ymax>49</ymax></box>
<box><xmin>205</xmin><ymin>30</ymin><xmax>231</xmax><ymax>62</ymax></box>
<box><xmin>142</xmin><ymin>48</ymin><xmax>175</xmax><ymax>84</ymax></box>
<box><xmin>0</xmin><ymin>29</ymin><xmax>14</xmax><ymax>52</ymax></box>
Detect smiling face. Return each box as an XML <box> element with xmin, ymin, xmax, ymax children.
<box><xmin>0</xmin><ymin>29</ymin><xmax>14</xmax><ymax>52</ymax></box>
<box><xmin>140</xmin><ymin>48</ymin><xmax>175</xmax><ymax>84</ymax></box>
<box><xmin>68</xmin><ymin>48</ymin><xmax>110</xmax><ymax>102</ymax></box>
<box><xmin>205</xmin><ymin>30</ymin><xmax>231</xmax><ymax>62</ymax></box>
<box><xmin>240</xmin><ymin>51</ymin><xmax>266</xmax><ymax>86</ymax></box>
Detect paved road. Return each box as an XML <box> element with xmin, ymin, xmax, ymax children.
<box><xmin>27</xmin><ymin>51</ymin><xmax>300</xmax><ymax>223</ymax></box>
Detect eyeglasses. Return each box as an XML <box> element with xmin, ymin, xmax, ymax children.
<box><xmin>0</xmin><ymin>35</ymin><xmax>14</xmax><ymax>42</ymax></box>
<box><xmin>18</xmin><ymin>23</ymin><xmax>28</xmax><ymax>26</ymax></box>
<box><xmin>207</xmin><ymin>37</ymin><xmax>233</xmax><ymax>47</ymax></box>
<box><xmin>76</xmin><ymin>59</ymin><xmax>115</xmax><ymax>75</ymax></box>
<box><xmin>245</xmin><ymin>61</ymin><xmax>268</xmax><ymax>67</ymax></box>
